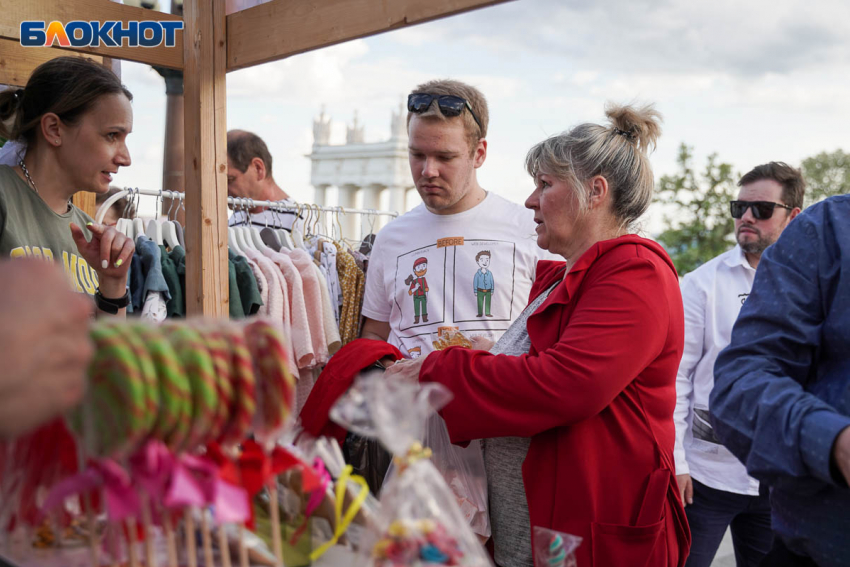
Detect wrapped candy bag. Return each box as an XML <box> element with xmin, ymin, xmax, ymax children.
<box><xmin>532</xmin><ymin>527</ymin><xmax>581</xmax><ymax>567</ymax></box>
<box><xmin>331</xmin><ymin>373</ymin><xmax>493</xmax><ymax>567</ymax></box>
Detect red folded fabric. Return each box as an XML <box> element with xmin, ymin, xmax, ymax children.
<box><xmin>299</xmin><ymin>338</ymin><xmax>402</xmax><ymax>445</ymax></box>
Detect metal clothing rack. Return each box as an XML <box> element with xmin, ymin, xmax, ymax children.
<box><xmin>95</xmin><ymin>187</ymin><xmax>400</xmax><ymax>224</ymax></box>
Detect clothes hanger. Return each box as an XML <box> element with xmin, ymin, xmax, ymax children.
<box><xmin>275</xmin><ymin>203</ymin><xmax>296</xmax><ymax>250</ymax></box>
<box><xmin>161</xmin><ymin>192</ymin><xmax>181</xmax><ymax>249</ymax></box>
<box><xmin>131</xmin><ymin>189</ymin><xmax>145</xmax><ymax>241</ymax></box>
<box><xmin>227</xmin><ymin>197</ymin><xmax>243</xmax><ymax>254</ymax></box>
<box><xmin>239</xmin><ymin>199</ymin><xmax>257</xmax><ymax>251</ymax></box>
<box><xmin>259</xmin><ymin>205</ymin><xmax>282</xmax><ymax>252</ymax></box>
<box><xmin>290</xmin><ymin>202</ymin><xmax>307</xmax><ymax>250</ymax></box>
<box><xmin>247</xmin><ymin>199</ymin><xmax>273</xmax><ymax>253</ymax></box>
<box><xmin>145</xmin><ymin>194</ymin><xmax>164</xmax><ymax>245</ymax></box>
<box><xmin>173</xmin><ymin>194</ymin><xmax>186</xmax><ymax>248</ymax></box>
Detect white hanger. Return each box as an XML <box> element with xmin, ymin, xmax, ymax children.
<box><xmin>246</xmin><ymin>199</ymin><xmax>273</xmax><ymax>253</ymax></box>
<box><xmin>132</xmin><ymin>218</ymin><xmax>145</xmax><ymax>241</ymax></box>
<box><xmin>115</xmin><ymin>218</ymin><xmax>133</xmax><ymax>238</ymax></box>
<box><xmin>146</xmin><ymin>218</ymin><xmax>163</xmax><ymax>245</ymax></box>
<box><xmin>236</xmin><ymin>199</ymin><xmax>255</xmax><ymax>251</ymax></box>
<box><xmin>227</xmin><ymin>199</ymin><xmax>243</xmax><ymax>254</ymax></box>
<box><xmin>161</xmin><ymin>194</ymin><xmax>181</xmax><ymax>249</ymax></box>
<box><xmin>272</xmin><ymin>205</ymin><xmax>294</xmax><ymax>250</ymax></box>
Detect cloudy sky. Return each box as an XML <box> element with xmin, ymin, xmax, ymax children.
<box><xmin>115</xmin><ymin>0</ymin><xmax>850</xmax><ymax>230</ymax></box>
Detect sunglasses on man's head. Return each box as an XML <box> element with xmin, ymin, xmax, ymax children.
<box><xmin>730</xmin><ymin>200</ymin><xmax>793</xmax><ymax>220</ymax></box>
<box><xmin>407</xmin><ymin>93</ymin><xmax>483</xmax><ymax>132</ymax></box>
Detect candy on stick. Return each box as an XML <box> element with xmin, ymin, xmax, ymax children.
<box><xmin>244</xmin><ymin>320</ymin><xmax>295</xmax><ymax>436</ymax></box>
<box><xmin>70</xmin><ymin>324</ymin><xmax>148</xmax><ymax>457</ymax></box>
<box><xmin>162</xmin><ymin>324</ymin><xmax>219</xmax><ymax>451</ymax></box>
<box><xmin>132</xmin><ymin>324</ymin><xmax>192</xmax><ymax>449</ymax></box>
<box><xmin>109</xmin><ymin>323</ymin><xmax>160</xmax><ymax>441</ymax></box>
<box><xmin>217</xmin><ymin>325</ymin><xmax>257</xmax><ymax>447</ymax></box>
<box><xmin>199</xmin><ymin>325</ymin><xmax>235</xmax><ymax>443</ymax></box>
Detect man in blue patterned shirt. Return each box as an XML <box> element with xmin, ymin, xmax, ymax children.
<box><xmin>711</xmin><ymin>195</ymin><xmax>850</xmax><ymax>567</ymax></box>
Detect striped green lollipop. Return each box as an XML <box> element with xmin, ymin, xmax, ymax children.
<box><xmin>72</xmin><ymin>323</ymin><xmax>147</xmax><ymax>457</ymax></box>
<box><xmin>132</xmin><ymin>323</ymin><xmax>192</xmax><ymax>448</ymax></box>
<box><xmin>199</xmin><ymin>325</ymin><xmax>234</xmax><ymax>442</ymax></box>
<box><xmin>162</xmin><ymin>324</ymin><xmax>218</xmax><ymax>452</ymax></box>
<box><xmin>109</xmin><ymin>322</ymin><xmax>160</xmax><ymax>443</ymax></box>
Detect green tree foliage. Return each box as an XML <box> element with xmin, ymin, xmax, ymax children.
<box><xmin>653</xmin><ymin>143</ymin><xmax>738</xmax><ymax>276</ymax></box>
<box><xmin>801</xmin><ymin>149</ymin><xmax>849</xmax><ymax>206</ymax></box>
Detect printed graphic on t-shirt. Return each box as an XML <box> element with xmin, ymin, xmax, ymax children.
<box><xmin>395</xmin><ymin>245</ymin><xmax>447</xmax><ymax>331</ymax></box>
<box><xmin>9</xmin><ymin>245</ymin><xmax>99</xmax><ymax>295</ymax></box>
<box><xmin>393</xmin><ymin>237</ymin><xmax>518</xmax><ymax>343</ymax></box>
<box><xmin>454</xmin><ymin>239</ymin><xmax>516</xmax><ymax>322</ymax></box>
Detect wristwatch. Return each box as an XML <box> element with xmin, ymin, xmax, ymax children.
<box><xmin>94</xmin><ymin>288</ymin><xmax>131</xmax><ymax>314</ymax></box>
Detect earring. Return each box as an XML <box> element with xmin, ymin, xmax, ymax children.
<box><xmin>55</xmin><ymin>140</ymin><xmax>60</xmax><ymax>145</ymax></box>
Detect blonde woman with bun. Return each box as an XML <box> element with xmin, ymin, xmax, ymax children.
<box><xmin>387</xmin><ymin>104</ymin><xmax>690</xmax><ymax>567</ymax></box>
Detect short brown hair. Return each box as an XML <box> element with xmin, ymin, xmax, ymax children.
<box><xmin>475</xmin><ymin>250</ymin><xmax>491</xmax><ymax>262</ymax></box>
<box><xmin>738</xmin><ymin>162</ymin><xmax>806</xmax><ymax>210</ymax></box>
<box><xmin>0</xmin><ymin>57</ymin><xmax>132</xmax><ymax>146</ymax></box>
<box><xmin>227</xmin><ymin>130</ymin><xmax>274</xmax><ymax>177</ymax></box>
<box><xmin>407</xmin><ymin>79</ymin><xmax>489</xmax><ymax>151</ymax></box>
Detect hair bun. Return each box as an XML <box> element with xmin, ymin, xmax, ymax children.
<box><xmin>605</xmin><ymin>102</ymin><xmax>662</xmax><ymax>153</ymax></box>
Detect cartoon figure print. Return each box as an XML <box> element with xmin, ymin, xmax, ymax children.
<box><xmin>473</xmin><ymin>250</ymin><xmax>494</xmax><ymax>317</ymax></box>
<box><xmin>408</xmin><ymin>346</ymin><xmax>422</xmax><ymax>359</ymax></box>
<box><xmin>406</xmin><ymin>257</ymin><xmax>429</xmax><ymax>324</ymax></box>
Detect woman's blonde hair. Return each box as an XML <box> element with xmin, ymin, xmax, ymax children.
<box><xmin>525</xmin><ymin>102</ymin><xmax>662</xmax><ymax>228</ymax></box>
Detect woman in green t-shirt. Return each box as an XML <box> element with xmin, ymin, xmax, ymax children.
<box><xmin>0</xmin><ymin>57</ymin><xmax>135</xmax><ymax>315</ymax></box>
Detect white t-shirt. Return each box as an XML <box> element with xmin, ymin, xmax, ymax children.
<box><xmin>362</xmin><ymin>191</ymin><xmax>555</xmax><ymax>356</ymax></box>
<box><xmin>674</xmin><ymin>245</ymin><xmax>760</xmax><ymax>496</ymax></box>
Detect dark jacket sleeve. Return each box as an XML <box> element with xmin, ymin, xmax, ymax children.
<box><xmin>419</xmin><ymin>254</ymin><xmax>672</xmax><ymax>441</ymax></box>
<box><xmin>710</xmin><ymin>210</ymin><xmax>850</xmax><ymax>486</ymax></box>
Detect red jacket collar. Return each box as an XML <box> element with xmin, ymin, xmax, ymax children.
<box><xmin>531</xmin><ymin>235</ymin><xmax>678</xmax><ymax>306</ymax></box>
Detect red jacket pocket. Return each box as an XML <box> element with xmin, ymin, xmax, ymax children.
<box><xmin>591</xmin><ymin>519</ymin><xmax>666</xmax><ymax>567</ymax></box>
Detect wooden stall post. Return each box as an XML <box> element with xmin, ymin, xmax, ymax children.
<box><xmin>182</xmin><ymin>0</ymin><xmax>229</xmax><ymax>317</ymax></box>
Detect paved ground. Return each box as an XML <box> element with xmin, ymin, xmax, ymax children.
<box><xmin>711</xmin><ymin>529</ymin><xmax>736</xmax><ymax>566</ymax></box>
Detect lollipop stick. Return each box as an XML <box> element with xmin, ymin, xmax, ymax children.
<box><xmin>126</xmin><ymin>517</ymin><xmax>141</xmax><ymax>567</ymax></box>
<box><xmin>185</xmin><ymin>508</ymin><xmax>198</xmax><ymax>567</ymax></box>
<box><xmin>162</xmin><ymin>507</ymin><xmax>179</xmax><ymax>567</ymax></box>
<box><xmin>201</xmin><ymin>511</ymin><xmax>215</xmax><ymax>567</ymax></box>
<box><xmin>269</xmin><ymin>482</ymin><xmax>283</xmax><ymax>566</ymax></box>
<box><xmin>238</xmin><ymin>524</ymin><xmax>249</xmax><ymax>567</ymax></box>
<box><xmin>140</xmin><ymin>495</ymin><xmax>158</xmax><ymax>567</ymax></box>
<box><xmin>218</xmin><ymin>524</ymin><xmax>233</xmax><ymax>567</ymax></box>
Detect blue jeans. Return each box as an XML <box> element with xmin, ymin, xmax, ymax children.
<box><xmin>684</xmin><ymin>479</ymin><xmax>773</xmax><ymax>567</ymax></box>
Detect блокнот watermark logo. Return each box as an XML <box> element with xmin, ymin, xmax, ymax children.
<box><xmin>20</xmin><ymin>21</ymin><xmax>183</xmax><ymax>48</ymax></box>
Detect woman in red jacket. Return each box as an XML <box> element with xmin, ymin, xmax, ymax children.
<box><xmin>386</xmin><ymin>103</ymin><xmax>689</xmax><ymax>567</ymax></box>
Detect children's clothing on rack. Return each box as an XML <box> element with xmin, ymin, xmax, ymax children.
<box><xmin>105</xmin><ymin>187</ymin><xmax>394</xmax><ymax>413</ymax></box>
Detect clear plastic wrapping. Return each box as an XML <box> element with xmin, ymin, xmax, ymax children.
<box><xmin>331</xmin><ymin>374</ymin><xmax>492</xmax><ymax>567</ymax></box>
<box><xmin>532</xmin><ymin>526</ymin><xmax>581</xmax><ymax>567</ymax></box>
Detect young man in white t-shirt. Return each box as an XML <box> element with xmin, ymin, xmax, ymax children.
<box><xmin>361</xmin><ymin>79</ymin><xmax>551</xmax><ymax>355</ymax></box>
<box><xmin>360</xmin><ymin>78</ymin><xmax>552</xmax><ymax>541</ymax></box>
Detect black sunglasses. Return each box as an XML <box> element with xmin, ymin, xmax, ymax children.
<box><xmin>730</xmin><ymin>200</ymin><xmax>793</xmax><ymax>220</ymax></box>
<box><xmin>407</xmin><ymin>93</ymin><xmax>483</xmax><ymax>133</ymax></box>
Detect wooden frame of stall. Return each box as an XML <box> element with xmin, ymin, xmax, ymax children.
<box><xmin>0</xmin><ymin>0</ymin><xmax>508</xmax><ymax>316</ymax></box>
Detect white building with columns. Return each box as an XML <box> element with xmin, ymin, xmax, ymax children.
<box><xmin>308</xmin><ymin>105</ymin><xmax>415</xmax><ymax>240</ymax></box>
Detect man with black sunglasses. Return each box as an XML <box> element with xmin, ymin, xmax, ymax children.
<box><xmin>674</xmin><ymin>162</ymin><xmax>804</xmax><ymax>567</ymax></box>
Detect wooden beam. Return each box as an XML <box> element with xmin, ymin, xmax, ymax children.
<box><xmin>72</xmin><ymin>192</ymin><xmax>98</xmax><ymax>219</ymax></box>
<box><xmin>0</xmin><ymin>37</ymin><xmax>101</xmax><ymax>87</ymax></box>
<box><xmin>182</xmin><ymin>0</ymin><xmax>229</xmax><ymax>317</ymax></box>
<box><xmin>0</xmin><ymin>0</ymin><xmax>183</xmax><ymax>70</ymax></box>
<box><xmin>226</xmin><ymin>0</ymin><xmax>512</xmax><ymax>71</ymax></box>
